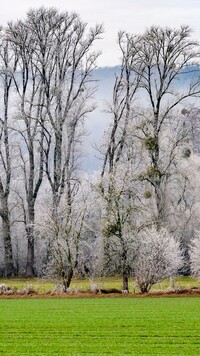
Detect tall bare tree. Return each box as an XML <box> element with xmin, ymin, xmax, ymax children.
<box><xmin>99</xmin><ymin>32</ymin><xmax>142</xmax><ymax>291</ymax></box>
<box><xmin>0</xmin><ymin>31</ymin><xmax>18</xmax><ymax>276</ymax></box>
<box><xmin>132</xmin><ymin>25</ymin><xmax>200</xmax><ymax>226</ymax></box>
<box><xmin>9</xmin><ymin>8</ymin><xmax>102</xmax><ymax>282</ymax></box>
<box><xmin>21</xmin><ymin>8</ymin><xmax>102</xmax><ymax>210</ymax></box>
<box><xmin>7</xmin><ymin>21</ymin><xmax>46</xmax><ymax>276</ymax></box>
<box><xmin>6</xmin><ymin>8</ymin><xmax>102</xmax><ymax>277</ymax></box>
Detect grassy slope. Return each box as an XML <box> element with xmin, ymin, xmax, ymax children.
<box><xmin>0</xmin><ymin>298</ymin><xmax>200</xmax><ymax>355</ymax></box>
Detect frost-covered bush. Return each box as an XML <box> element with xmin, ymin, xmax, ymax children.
<box><xmin>189</xmin><ymin>236</ymin><xmax>200</xmax><ymax>278</ymax></box>
<box><xmin>134</xmin><ymin>227</ymin><xmax>183</xmax><ymax>293</ymax></box>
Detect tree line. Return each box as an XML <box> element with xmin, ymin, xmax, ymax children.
<box><xmin>0</xmin><ymin>7</ymin><xmax>200</xmax><ymax>293</ymax></box>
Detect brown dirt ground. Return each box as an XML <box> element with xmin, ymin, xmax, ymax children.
<box><xmin>1</xmin><ymin>289</ymin><xmax>200</xmax><ymax>299</ymax></box>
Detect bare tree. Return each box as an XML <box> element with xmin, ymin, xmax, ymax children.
<box><xmin>20</xmin><ymin>8</ymin><xmax>102</xmax><ymax>214</ymax></box>
<box><xmin>99</xmin><ymin>26</ymin><xmax>200</xmax><ymax>290</ymax></box>
<box><xmin>99</xmin><ymin>32</ymin><xmax>142</xmax><ymax>291</ymax></box>
<box><xmin>7</xmin><ymin>21</ymin><xmax>46</xmax><ymax>276</ymax></box>
<box><xmin>131</xmin><ymin>25</ymin><xmax>200</xmax><ymax>226</ymax></box>
<box><xmin>0</xmin><ymin>31</ymin><xmax>18</xmax><ymax>276</ymax></box>
<box><xmin>38</xmin><ymin>181</ymin><xmax>88</xmax><ymax>291</ymax></box>
<box><xmin>6</xmin><ymin>8</ymin><xmax>102</xmax><ymax>277</ymax></box>
<box><xmin>8</xmin><ymin>8</ymin><xmax>102</xmax><ymax>283</ymax></box>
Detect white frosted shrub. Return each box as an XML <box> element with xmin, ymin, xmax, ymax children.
<box><xmin>134</xmin><ymin>227</ymin><xmax>183</xmax><ymax>293</ymax></box>
<box><xmin>190</xmin><ymin>237</ymin><xmax>200</xmax><ymax>278</ymax></box>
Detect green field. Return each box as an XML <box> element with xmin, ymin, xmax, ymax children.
<box><xmin>0</xmin><ymin>298</ymin><xmax>200</xmax><ymax>355</ymax></box>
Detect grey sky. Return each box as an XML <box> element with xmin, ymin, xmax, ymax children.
<box><xmin>1</xmin><ymin>0</ymin><xmax>200</xmax><ymax>66</ymax></box>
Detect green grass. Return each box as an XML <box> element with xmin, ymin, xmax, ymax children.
<box><xmin>0</xmin><ymin>275</ymin><xmax>199</xmax><ymax>293</ymax></box>
<box><xmin>0</xmin><ymin>298</ymin><xmax>200</xmax><ymax>355</ymax></box>
<box><xmin>0</xmin><ymin>277</ymin><xmax>55</xmax><ymax>293</ymax></box>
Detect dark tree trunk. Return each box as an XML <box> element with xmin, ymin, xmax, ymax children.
<box><xmin>26</xmin><ymin>205</ymin><xmax>35</xmax><ymax>277</ymax></box>
<box><xmin>139</xmin><ymin>285</ymin><xmax>149</xmax><ymax>294</ymax></box>
<box><xmin>122</xmin><ymin>274</ymin><xmax>129</xmax><ymax>292</ymax></box>
<box><xmin>121</xmin><ymin>235</ymin><xmax>129</xmax><ymax>292</ymax></box>
<box><xmin>62</xmin><ymin>268</ymin><xmax>73</xmax><ymax>292</ymax></box>
<box><xmin>26</xmin><ymin>227</ymin><xmax>35</xmax><ymax>277</ymax></box>
<box><xmin>3</xmin><ymin>210</ymin><xmax>14</xmax><ymax>277</ymax></box>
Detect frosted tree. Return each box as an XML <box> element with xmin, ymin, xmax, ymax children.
<box><xmin>13</xmin><ymin>8</ymin><xmax>103</xmax><ymax>285</ymax></box>
<box><xmin>131</xmin><ymin>26</ymin><xmax>200</xmax><ymax>227</ymax></box>
<box><xmin>4</xmin><ymin>8</ymin><xmax>102</xmax><ymax>277</ymax></box>
<box><xmin>190</xmin><ymin>235</ymin><xmax>200</xmax><ymax>278</ymax></box>
<box><xmin>7</xmin><ymin>21</ymin><xmax>46</xmax><ymax>276</ymax></box>
<box><xmin>134</xmin><ymin>227</ymin><xmax>183</xmax><ymax>293</ymax></box>
<box><xmin>21</xmin><ymin>8</ymin><xmax>102</xmax><ymax>215</ymax></box>
<box><xmin>99</xmin><ymin>26</ymin><xmax>200</xmax><ymax>290</ymax></box>
<box><xmin>37</xmin><ymin>179</ymin><xmax>88</xmax><ymax>291</ymax></box>
<box><xmin>99</xmin><ymin>32</ymin><xmax>142</xmax><ymax>291</ymax></box>
<box><xmin>0</xmin><ymin>31</ymin><xmax>18</xmax><ymax>276</ymax></box>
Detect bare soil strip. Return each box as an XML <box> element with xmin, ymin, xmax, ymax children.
<box><xmin>1</xmin><ymin>288</ymin><xmax>200</xmax><ymax>298</ymax></box>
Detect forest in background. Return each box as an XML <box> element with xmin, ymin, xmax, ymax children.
<box><xmin>1</xmin><ymin>7</ymin><xmax>200</xmax><ymax>293</ymax></box>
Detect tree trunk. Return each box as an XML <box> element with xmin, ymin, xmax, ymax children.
<box><xmin>26</xmin><ymin>207</ymin><xmax>35</xmax><ymax>277</ymax></box>
<box><xmin>154</xmin><ymin>183</ymin><xmax>165</xmax><ymax>228</ymax></box>
<box><xmin>139</xmin><ymin>284</ymin><xmax>149</xmax><ymax>294</ymax></box>
<box><xmin>66</xmin><ymin>268</ymin><xmax>73</xmax><ymax>290</ymax></box>
<box><xmin>26</xmin><ymin>230</ymin><xmax>35</xmax><ymax>277</ymax></box>
<box><xmin>62</xmin><ymin>268</ymin><xmax>73</xmax><ymax>292</ymax></box>
<box><xmin>122</xmin><ymin>274</ymin><xmax>129</xmax><ymax>292</ymax></box>
<box><xmin>121</xmin><ymin>236</ymin><xmax>129</xmax><ymax>292</ymax></box>
<box><xmin>3</xmin><ymin>213</ymin><xmax>14</xmax><ymax>277</ymax></box>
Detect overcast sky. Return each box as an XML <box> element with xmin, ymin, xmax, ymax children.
<box><xmin>1</xmin><ymin>0</ymin><xmax>200</xmax><ymax>66</ymax></box>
